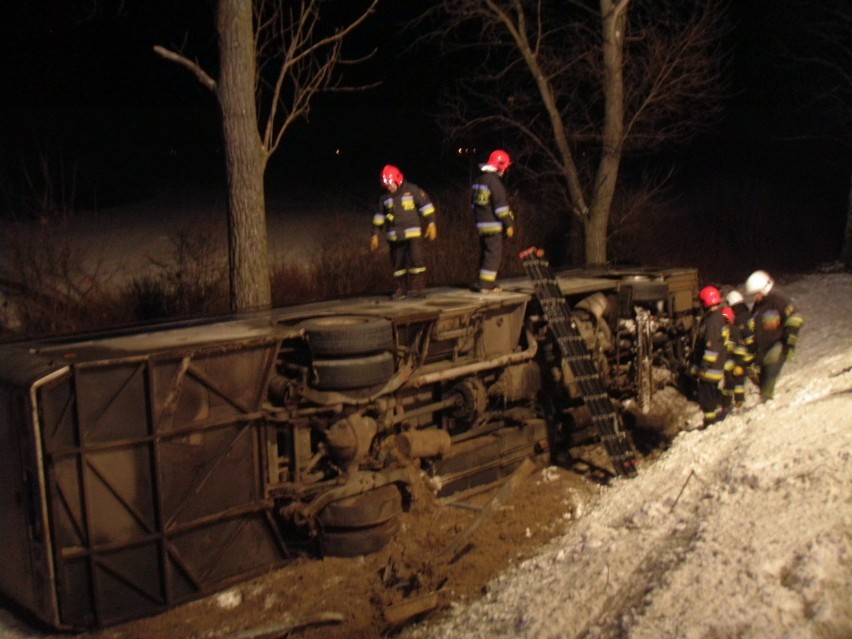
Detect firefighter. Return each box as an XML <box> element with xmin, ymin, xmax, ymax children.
<box><xmin>371</xmin><ymin>165</ymin><xmax>437</xmax><ymax>299</ymax></box>
<box><xmin>692</xmin><ymin>285</ymin><xmax>729</xmax><ymax>428</ymax></box>
<box><xmin>724</xmin><ymin>290</ymin><xmax>755</xmax><ymax>406</ymax></box>
<box><xmin>721</xmin><ymin>304</ymin><xmax>752</xmax><ymax>409</ymax></box>
<box><xmin>470</xmin><ymin>149</ymin><xmax>515</xmax><ymax>293</ymax></box>
<box><xmin>744</xmin><ymin>270</ymin><xmax>804</xmax><ymax>401</ymax></box>
<box><xmin>725</xmin><ymin>290</ymin><xmax>754</xmax><ymax>350</ymax></box>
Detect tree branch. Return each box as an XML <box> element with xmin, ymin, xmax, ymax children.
<box><xmin>152</xmin><ymin>45</ymin><xmax>217</xmax><ymax>92</ymax></box>
<box><xmin>258</xmin><ymin>0</ymin><xmax>381</xmax><ymax>157</ymax></box>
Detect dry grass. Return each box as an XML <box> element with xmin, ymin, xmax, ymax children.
<box><xmin>129</xmin><ymin>222</ymin><xmax>230</xmax><ymax>321</ymax></box>
<box><xmin>1</xmin><ymin>207</ymin><xmax>130</xmax><ymax>335</ymax></box>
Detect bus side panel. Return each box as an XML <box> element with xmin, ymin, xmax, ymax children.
<box><xmin>0</xmin><ymin>384</ymin><xmax>57</xmax><ymax>626</ymax></box>
<box><xmin>36</xmin><ymin>339</ymin><xmax>288</xmax><ymax>629</ymax></box>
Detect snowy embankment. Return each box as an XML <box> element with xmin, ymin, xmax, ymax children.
<box><xmin>405</xmin><ymin>272</ymin><xmax>852</xmax><ymax>639</ymax></box>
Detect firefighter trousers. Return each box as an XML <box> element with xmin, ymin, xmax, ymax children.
<box><xmin>477</xmin><ymin>233</ymin><xmax>503</xmax><ymax>289</ymax></box>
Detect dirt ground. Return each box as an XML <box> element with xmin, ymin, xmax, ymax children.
<box><xmin>72</xmin><ymin>461</ymin><xmax>599</xmax><ymax>639</ymax></box>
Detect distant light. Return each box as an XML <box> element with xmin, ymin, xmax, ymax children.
<box><xmin>335</xmin><ymin>148</ymin><xmax>341</xmax><ymax>156</ymax></box>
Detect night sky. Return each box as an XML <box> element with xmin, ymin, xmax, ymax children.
<box><xmin>0</xmin><ymin>1</ymin><xmax>446</xmax><ymax>204</ymax></box>
<box><xmin>1</xmin><ymin>1</ymin><xmax>848</xmax><ymax>271</ymax></box>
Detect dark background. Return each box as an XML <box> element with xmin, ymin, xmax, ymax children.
<box><xmin>0</xmin><ymin>1</ymin><xmax>449</xmax><ymax>202</ymax></box>
<box><xmin>0</xmin><ymin>1</ymin><xmax>849</xmax><ymax>276</ymax></box>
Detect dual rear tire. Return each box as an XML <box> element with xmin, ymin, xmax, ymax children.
<box><xmin>298</xmin><ymin>315</ymin><xmax>396</xmax><ymax>391</ymax></box>
<box><xmin>318</xmin><ymin>484</ymin><xmax>403</xmax><ymax>557</ymax></box>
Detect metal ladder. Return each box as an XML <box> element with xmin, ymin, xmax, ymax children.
<box><xmin>519</xmin><ymin>247</ymin><xmax>637</xmax><ymax>477</ymax></box>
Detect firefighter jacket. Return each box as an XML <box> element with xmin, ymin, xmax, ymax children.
<box><xmin>471</xmin><ymin>169</ymin><xmax>514</xmax><ymax>236</ymax></box>
<box><xmin>725</xmin><ymin>319</ymin><xmax>753</xmax><ymax>373</ymax></box>
<box><xmin>373</xmin><ymin>181</ymin><xmax>436</xmax><ymax>243</ymax></box>
<box><xmin>749</xmin><ymin>287</ymin><xmax>804</xmax><ymax>365</ymax></box>
<box><xmin>730</xmin><ymin>301</ymin><xmax>754</xmax><ymax>353</ymax></box>
<box><xmin>693</xmin><ymin>307</ymin><xmax>729</xmax><ymax>383</ymax></box>
<box><xmin>727</xmin><ymin>302</ymin><xmax>754</xmax><ymax>370</ymax></box>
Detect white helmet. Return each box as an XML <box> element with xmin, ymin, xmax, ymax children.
<box><xmin>726</xmin><ymin>290</ymin><xmax>744</xmax><ymax>306</ymax></box>
<box><xmin>745</xmin><ymin>270</ymin><xmax>774</xmax><ymax>296</ymax></box>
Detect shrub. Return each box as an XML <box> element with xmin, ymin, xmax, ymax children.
<box><xmin>131</xmin><ymin>221</ymin><xmax>228</xmax><ymax>321</ymax></box>
<box><xmin>313</xmin><ymin>221</ymin><xmax>391</xmax><ymax>298</ymax></box>
<box><xmin>2</xmin><ymin>207</ymin><xmax>127</xmax><ymax>336</ymax></box>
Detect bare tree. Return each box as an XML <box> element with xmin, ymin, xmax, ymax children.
<box><xmin>431</xmin><ymin>0</ymin><xmax>729</xmax><ymax>265</ymax></box>
<box><xmin>154</xmin><ymin>0</ymin><xmax>379</xmax><ymax>311</ymax></box>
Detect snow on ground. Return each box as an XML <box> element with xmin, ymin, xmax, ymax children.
<box><xmin>403</xmin><ymin>272</ymin><xmax>852</xmax><ymax>639</ymax></box>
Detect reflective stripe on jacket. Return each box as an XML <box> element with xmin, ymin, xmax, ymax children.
<box><xmin>694</xmin><ymin>307</ymin><xmax>729</xmax><ymax>382</ymax></box>
<box><xmin>471</xmin><ymin>170</ymin><xmax>514</xmax><ymax>236</ymax></box>
<box><xmin>373</xmin><ymin>181</ymin><xmax>436</xmax><ymax>242</ymax></box>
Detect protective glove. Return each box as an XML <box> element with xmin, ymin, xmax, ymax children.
<box><xmin>505</xmin><ymin>226</ymin><xmax>515</xmax><ymax>239</ymax></box>
<box><xmin>425</xmin><ymin>223</ymin><xmax>437</xmax><ymax>241</ymax></box>
<box><xmin>370</xmin><ymin>235</ymin><xmax>380</xmax><ymax>252</ymax></box>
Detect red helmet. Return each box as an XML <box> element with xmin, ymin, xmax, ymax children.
<box><xmin>721</xmin><ymin>306</ymin><xmax>734</xmax><ymax>324</ymax></box>
<box><xmin>699</xmin><ymin>285</ymin><xmax>721</xmax><ymax>308</ymax></box>
<box><xmin>381</xmin><ymin>165</ymin><xmax>403</xmax><ymax>189</ymax></box>
<box><xmin>486</xmin><ymin>149</ymin><xmax>512</xmax><ymax>172</ymax></box>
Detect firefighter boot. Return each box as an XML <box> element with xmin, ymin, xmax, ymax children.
<box><xmin>408</xmin><ymin>272</ymin><xmax>426</xmax><ymax>298</ymax></box>
<box><xmin>391</xmin><ymin>277</ymin><xmax>407</xmax><ymax>300</ymax></box>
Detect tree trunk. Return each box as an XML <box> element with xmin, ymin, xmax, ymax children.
<box><xmin>217</xmin><ymin>0</ymin><xmax>272</xmax><ymax>311</ymax></box>
<box><xmin>585</xmin><ymin>0</ymin><xmax>628</xmax><ymax>265</ymax></box>
<box><xmin>584</xmin><ymin>200</ymin><xmax>610</xmax><ymax>265</ymax></box>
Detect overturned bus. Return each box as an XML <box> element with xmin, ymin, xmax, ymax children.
<box><xmin>0</xmin><ymin>256</ymin><xmax>699</xmax><ymax>629</ymax></box>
